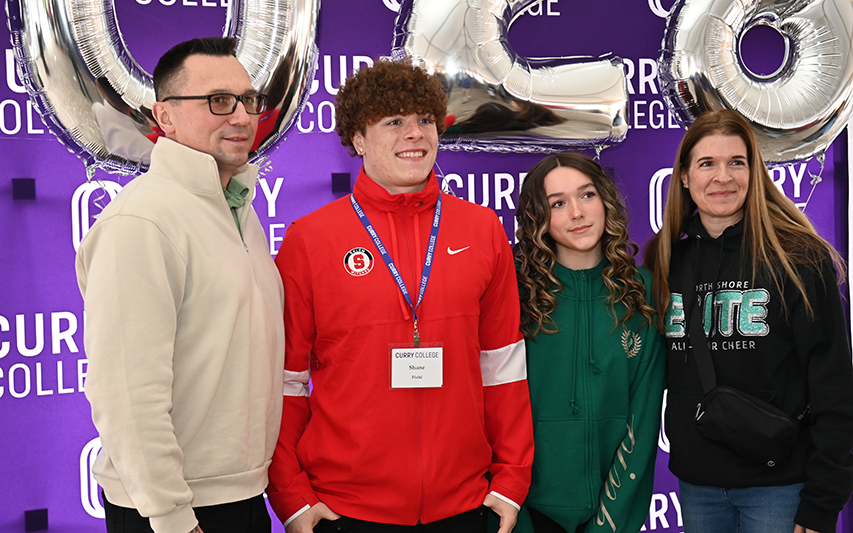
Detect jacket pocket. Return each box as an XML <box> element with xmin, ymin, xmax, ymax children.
<box><xmin>528</xmin><ymin>419</ymin><xmax>594</xmax><ymax>512</ymax></box>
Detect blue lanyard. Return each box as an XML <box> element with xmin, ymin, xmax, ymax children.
<box><xmin>350</xmin><ymin>192</ymin><xmax>441</xmax><ymax>346</ymax></box>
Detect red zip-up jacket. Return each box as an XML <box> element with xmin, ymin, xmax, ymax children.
<box><xmin>267</xmin><ymin>170</ymin><xmax>534</xmax><ymax>526</ymax></box>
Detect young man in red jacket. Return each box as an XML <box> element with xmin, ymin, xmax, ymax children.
<box><xmin>268</xmin><ymin>60</ymin><xmax>534</xmax><ymax>533</ymax></box>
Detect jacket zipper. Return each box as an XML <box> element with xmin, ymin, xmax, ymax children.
<box><xmin>581</xmin><ymin>271</ymin><xmax>596</xmax><ymax>504</ymax></box>
<box><xmin>416</xmin><ymin>388</ymin><xmax>425</xmax><ymax>522</ymax></box>
<box><xmin>399</xmin><ymin>201</ymin><xmax>426</xmax><ymax>522</ymax></box>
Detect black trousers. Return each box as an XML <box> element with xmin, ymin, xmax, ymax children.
<box><xmin>102</xmin><ymin>492</ymin><xmax>271</xmax><ymax>533</ymax></box>
<box><xmin>527</xmin><ymin>507</ymin><xmax>585</xmax><ymax>533</ymax></box>
<box><xmin>314</xmin><ymin>506</ymin><xmax>488</xmax><ymax>533</ymax></box>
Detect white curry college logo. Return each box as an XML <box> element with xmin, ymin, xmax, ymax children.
<box><xmin>382</xmin><ymin>0</ymin><xmax>401</xmax><ymax>12</ymax></box>
<box><xmin>344</xmin><ymin>247</ymin><xmax>374</xmax><ymax>277</ymax></box>
<box><xmin>80</xmin><ymin>437</ymin><xmax>105</xmax><ymax>518</ymax></box>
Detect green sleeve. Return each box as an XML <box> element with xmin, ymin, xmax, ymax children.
<box><xmin>586</xmin><ymin>321</ymin><xmax>666</xmax><ymax>533</ymax></box>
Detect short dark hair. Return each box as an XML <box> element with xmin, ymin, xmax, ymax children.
<box><xmin>153</xmin><ymin>37</ymin><xmax>238</xmax><ymax>101</ymax></box>
<box><xmin>335</xmin><ymin>60</ymin><xmax>447</xmax><ymax>156</ymax></box>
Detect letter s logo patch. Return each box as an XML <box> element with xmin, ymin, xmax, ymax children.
<box><xmin>344</xmin><ymin>247</ymin><xmax>374</xmax><ymax>277</ymax></box>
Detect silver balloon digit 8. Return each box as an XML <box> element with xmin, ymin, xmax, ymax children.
<box><xmin>659</xmin><ymin>0</ymin><xmax>853</xmax><ymax>166</ymax></box>
<box><xmin>392</xmin><ymin>0</ymin><xmax>629</xmax><ymax>153</ymax></box>
<box><xmin>6</xmin><ymin>0</ymin><xmax>318</xmax><ymax>176</ymax></box>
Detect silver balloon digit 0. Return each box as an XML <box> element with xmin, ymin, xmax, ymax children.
<box><xmin>227</xmin><ymin>0</ymin><xmax>319</xmax><ymax>164</ymax></box>
<box><xmin>392</xmin><ymin>0</ymin><xmax>629</xmax><ymax>153</ymax></box>
<box><xmin>5</xmin><ymin>0</ymin><xmax>318</xmax><ymax>177</ymax></box>
<box><xmin>659</xmin><ymin>0</ymin><xmax>853</xmax><ymax>166</ymax></box>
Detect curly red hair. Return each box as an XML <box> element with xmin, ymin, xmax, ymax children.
<box><xmin>335</xmin><ymin>60</ymin><xmax>447</xmax><ymax>155</ymax></box>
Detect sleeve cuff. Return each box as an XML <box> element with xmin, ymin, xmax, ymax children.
<box><xmin>490</xmin><ymin>491</ymin><xmax>521</xmax><ymax>511</ymax></box>
<box><xmin>284</xmin><ymin>504</ymin><xmax>311</xmax><ymax>528</ymax></box>
<box><xmin>148</xmin><ymin>502</ymin><xmax>197</xmax><ymax>533</ymax></box>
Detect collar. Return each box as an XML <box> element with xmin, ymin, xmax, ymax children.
<box><xmin>223</xmin><ymin>177</ymin><xmax>249</xmax><ymax>209</ymax></box>
<box><xmin>553</xmin><ymin>257</ymin><xmax>608</xmax><ymax>279</ymax></box>
<box><xmin>686</xmin><ymin>214</ymin><xmax>744</xmax><ymax>245</ymax></box>
<box><xmin>148</xmin><ymin>138</ymin><xmax>258</xmax><ymax>202</ymax></box>
<box><xmin>352</xmin><ymin>167</ymin><xmax>440</xmax><ymax>214</ymax></box>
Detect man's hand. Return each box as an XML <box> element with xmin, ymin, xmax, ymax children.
<box><xmin>189</xmin><ymin>526</ymin><xmax>203</xmax><ymax>533</ymax></box>
<box><xmin>285</xmin><ymin>503</ymin><xmax>341</xmax><ymax>533</ymax></box>
<box><xmin>484</xmin><ymin>493</ymin><xmax>518</xmax><ymax>533</ymax></box>
<box><xmin>794</xmin><ymin>525</ymin><xmax>820</xmax><ymax>533</ymax></box>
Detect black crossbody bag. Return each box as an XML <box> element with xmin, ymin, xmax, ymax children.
<box><xmin>682</xmin><ymin>255</ymin><xmax>808</xmax><ymax>469</ymax></box>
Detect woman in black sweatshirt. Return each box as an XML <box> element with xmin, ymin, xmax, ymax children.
<box><xmin>644</xmin><ymin>109</ymin><xmax>853</xmax><ymax>533</ymax></box>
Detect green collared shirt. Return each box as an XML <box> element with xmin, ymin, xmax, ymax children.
<box><xmin>223</xmin><ymin>177</ymin><xmax>249</xmax><ymax>239</ymax></box>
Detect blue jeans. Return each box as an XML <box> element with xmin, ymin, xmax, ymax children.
<box><xmin>679</xmin><ymin>480</ymin><xmax>804</xmax><ymax>533</ymax></box>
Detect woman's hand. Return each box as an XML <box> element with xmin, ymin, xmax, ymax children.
<box><xmin>794</xmin><ymin>524</ymin><xmax>821</xmax><ymax>533</ymax></box>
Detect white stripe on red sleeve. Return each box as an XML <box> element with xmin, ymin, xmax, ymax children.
<box><xmin>480</xmin><ymin>339</ymin><xmax>526</xmax><ymax>386</ymax></box>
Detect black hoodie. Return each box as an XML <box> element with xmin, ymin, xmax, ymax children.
<box><xmin>664</xmin><ymin>215</ymin><xmax>853</xmax><ymax>533</ymax></box>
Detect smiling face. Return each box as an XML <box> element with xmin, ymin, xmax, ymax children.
<box><xmin>351</xmin><ymin>113</ymin><xmax>439</xmax><ymax>194</ymax></box>
<box><xmin>683</xmin><ymin>134</ymin><xmax>750</xmax><ymax>237</ymax></box>
<box><xmin>153</xmin><ymin>54</ymin><xmax>258</xmax><ymax>187</ymax></box>
<box><xmin>544</xmin><ymin>166</ymin><xmax>605</xmax><ymax>270</ymax></box>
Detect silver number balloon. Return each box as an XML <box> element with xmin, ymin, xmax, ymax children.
<box><xmin>659</xmin><ymin>0</ymin><xmax>853</xmax><ymax>165</ymax></box>
<box><xmin>392</xmin><ymin>0</ymin><xmax>629</xmax><ymax>153</ymax></box>
<box><xmin>6</xmin><ymin>0</ymin><xmax>318</xmax><ymax>175</ymax></box>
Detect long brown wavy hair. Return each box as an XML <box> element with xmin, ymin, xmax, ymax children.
<box><xmin>644</xmin><ymin>109</ymin><xmax>845</xmax><ymax>326</ymax></box>
<box><xmin>515</xmin><ymin>152</ymin><xmax>658</xmax><ymax>338</ymax></box>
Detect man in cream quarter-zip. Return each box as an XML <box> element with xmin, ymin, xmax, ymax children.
<box><xmin>76</xmin><ymin>37</ymin><xmax>285</xmax><ymax>533</ymax></box>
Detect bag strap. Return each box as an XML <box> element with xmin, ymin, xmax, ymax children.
<box><xmin>681</xmin><ymin>249</ymin><xmax>717</xmax><ymax>394</ymax></box>
<box><xmin>681</xmin><ymin>240</ymin><xmax>811</xmax><ymax>419</ymax></box>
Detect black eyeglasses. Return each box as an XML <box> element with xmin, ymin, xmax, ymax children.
<box><xmin>161</xmin><ymin>93</ymin><xmax>268</xmax><ymax>115</ymax></box>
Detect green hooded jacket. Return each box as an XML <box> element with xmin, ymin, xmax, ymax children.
<box><xmin>516</xmin><ymin>259</ymin><xmax>666</xmax><ymax>533</ymax></box>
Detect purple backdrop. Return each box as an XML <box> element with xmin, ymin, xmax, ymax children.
<box><xmin>0</xmin><ymin>1</ymin><xmax>848</xmax><ymax>532</ymax></box>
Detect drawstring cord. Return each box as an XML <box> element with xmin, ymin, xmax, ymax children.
<box><xmin>386</xmin><ymin>211</ymin><xmax>411</xmax><ymax>321</ymax></box>
<box><xmin>413</xmin><ymin>211</ymin><xmax>422</xmax><ymax>272</ymax></box>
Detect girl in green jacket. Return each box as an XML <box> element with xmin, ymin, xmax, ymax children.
<box><xmin>514</xmin><ymin>152</ymin><xmax>666</xmax><ymax>533</ymax></box>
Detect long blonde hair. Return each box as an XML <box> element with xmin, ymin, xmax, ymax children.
<box><xmin>515</xmin><ymin>152</ymin><xmax>657</xmax><ymax>337</ymax></box>
<box><xmin>644</xmin><ymin>109</ymin><xmax>845</xmax><ymax>326</ymax></box>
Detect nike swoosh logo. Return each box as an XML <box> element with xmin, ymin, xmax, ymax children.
<box><xmin>447</xmin><ymin>246</ymin><xmax>470</xmax><ymax>255</ymax></box>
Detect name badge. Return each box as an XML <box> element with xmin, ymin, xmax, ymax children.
<box><xmin>390</xmin><ymin>344</ymin><xmax>443</xmax><ymax>388</ymax></box>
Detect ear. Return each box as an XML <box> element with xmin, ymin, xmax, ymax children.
<box><xmin>681</xmin><ymin>174</ymin><xmax>689</xmax><ymax>189</ymax></box>
<box><xmin>152</xmin><ymin>101</ymin><xmax>177</xmax><ymax>137</ymax></box>
<box><xmin>351</xmin><ymin>131</ymin><xmax>364</xmax><ymax>155</ymax></box>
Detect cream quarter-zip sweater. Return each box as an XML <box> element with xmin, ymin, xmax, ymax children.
<box><xmin>76</xmin><ymin>138</ymin><xmax>285</xmax><ymax>533</ymax></box>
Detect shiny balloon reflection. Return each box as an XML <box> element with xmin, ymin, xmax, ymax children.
<box><xmin>659</xmin><ymin>0</ymin><xmax>853</xmax><ymax>166</ymax></box>
<box><xmin>6</xmin><ymin>0</ymin><xmax>318</xmax><ymax>176</ymax></box>
<box><xmin>392</xmin><ymin>0</ymin><xmax>629</xmax><ymax>153</ymax></box>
